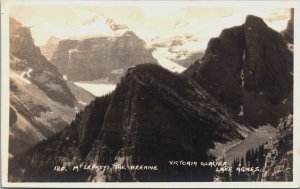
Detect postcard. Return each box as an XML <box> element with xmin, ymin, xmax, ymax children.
<box><xmin>1</xmin><ymin>0</ymin><xmax>299</xmax><ymax>188</ymax></box>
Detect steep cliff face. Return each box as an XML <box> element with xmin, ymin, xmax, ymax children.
<box><xmin>10</xmin><ymin>17</ymin><xmax>76</xmax><ymax>107</ymax></box>
<box><xmin>185</xmin><ymin>15</ymin><xmax>293</xmax><ymax>125</ymax></box>
<box><xmin>51</xmin><ymin>31</ymin><xmax>157</xmax><ymax>82</ymax></box>
<box><xmin>243</xmin><ymin>15</ymin><xmax>292</xmax><ymax>104</ymax></box>
<box><xmin>185</xmin><ymin>25</ymin><xmax>245</xmax><ymax>113</ymax></box>
<box><xmin>9</xmin><ymin>17</ymin><xmax>95</xmax><ymax>154</ymax></box>
<box><xmin>11</xmin><ymin>64</ymin><xmax>251</xmax><ymax>182</ymax></box>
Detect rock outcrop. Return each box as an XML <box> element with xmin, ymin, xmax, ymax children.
<box><xmin>185</xmin><ymin>15</ymin><xmax>293</xmax><ymax>126</ymax></box>
<box><xmin>51</xmin><ymin>31</ymin><xmax>157</xmax><ymax>82</ymax></box>
<box><xmin>259</xmin><ymin>115</ymin><xmax>293</xmax><ymax>181</ymax></box>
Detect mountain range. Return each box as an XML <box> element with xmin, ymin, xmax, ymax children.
<box><xmin>8</xmin><ymin>13</ymin><xmax>293</xmax><ymax>182</ymax></box>
<box><xmin>41</xmin><ymin>17</ymin><xmax>203</xmax><ymax>82</ymax></box>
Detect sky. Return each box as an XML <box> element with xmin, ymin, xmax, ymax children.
<box><xmin>10</xmin><ymin>4</ymin><xmax>291</xmax><ymax>51</ymax></box>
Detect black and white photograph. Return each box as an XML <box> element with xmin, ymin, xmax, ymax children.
<box><xmin>1</xmin><ymin>0</ymin><xmax>299</xmax><ymax>188</ymax></box>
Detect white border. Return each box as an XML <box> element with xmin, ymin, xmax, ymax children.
<box><xmin>1</xmin><ymin>0</ymin><xmax>10</xmax><ymax>188</ymax></box>
<box><xmin>1</xmin><ymin>0</ymin><xmax>300</xmax><ymax>188</ymax></box>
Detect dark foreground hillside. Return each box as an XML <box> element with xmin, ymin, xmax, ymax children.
<box><xmin>9</xmin><ymin>63</ymin><xmax>250</xmax><ymax>182</ymax></box>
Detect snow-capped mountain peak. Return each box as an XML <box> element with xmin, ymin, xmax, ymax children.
<box><xmin>69</xmin><ymin>15</ymin><xmax>129</xmax><ymax>40</ymax></box>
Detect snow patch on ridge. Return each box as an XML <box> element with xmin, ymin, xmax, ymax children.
<box><xmin>152</xmin><ymin>49</ymin><xmax>186</xmax><ymax>73</ymax></box>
